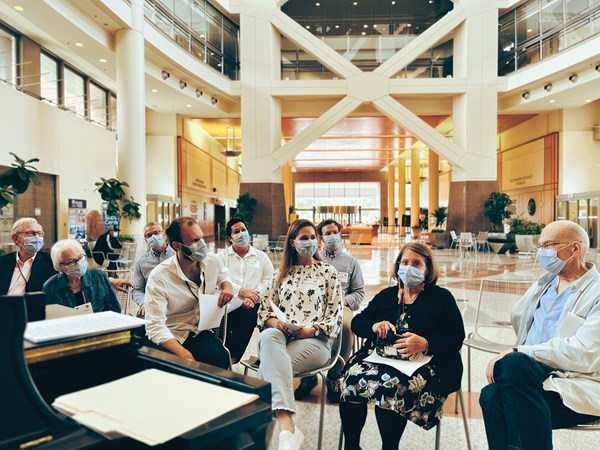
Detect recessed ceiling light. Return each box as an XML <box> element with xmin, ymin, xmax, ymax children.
<box><xmin>527</xmin><ymin>28</ymin><xmax>533</xmax><ymax>33</ymax></box>
<box><xmin>407</xmin><ymin>24</ymin><xmax>412</xmax><ymax>27</ymax></box>
<box><xmin>549</xmin><ymin>99</ymin><xmax>556</xmax><ymax>103</ymax></box>
<box><xmin>151</xmin><ymin>89</ymin><xmax>158</xmax><ymax>93</ymax></box>
<box><xmin>14</xmin><ymin>5</ymin><xmax>24</xmax><ymax>11</ymax></box>
<box><xmin>186</xmin><ymin>104</ymin><xmax>192</xmax><ymax>108</ymax></box>
<box><xmin>585</xmin><ymin>99</ymin><xmax>592</xmax><ymax>103</ymax></box>
<box><xmin>353</xmin><ymin>1</ymin><xmax>358</xmax><ymax>5</ymax></box>
<box><xmin>361</xmin><ymin>31</ymin><xmax>366</xmax><ymax>35</ymax></box>
<box><xmin>335</xmin><ymin>25</ymin><xmax>340</xmax><ymax>29</ymax></box>
<box><xmin>392</xmin><ymin>1</ymin><xmax>396</xmax><ymax>5</ymax></box>
<box><xmin>315</xmin><ymin>2</ymin><xmax>320</xmax><ymax>5</ymax></box>
<box><xmin>306</xmin><ymin>25</ymin><xmax>310</xmax><ymax>29</ymax></box>
<box><xmin>75</xmin><ymin>42</ymin><xmax>84</xmax><ymax>47</ymax></box>
<box><xmin>200</xmin><ymin>34</ymin><xmax>205</xmax><ymax>39</ymax></box>
<box><xmin>363</xmin><ymin>24</ymin><xmax>368</xmax><ymax>28</ymax></box>
<box><xmin>99</xmin><ymin>58</ymin><xmax>107</xmax><ymax>63</ymax></box>
<box><xmin>428</xmin><ymin>0</ymin><xmax>433</xmax><ymax>3</ymax></box>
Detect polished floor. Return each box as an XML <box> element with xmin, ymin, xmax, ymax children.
<box><xmin>229</xmin><ymin>235</ymin><xmax>599</xmax><ymax>450</ymax></box>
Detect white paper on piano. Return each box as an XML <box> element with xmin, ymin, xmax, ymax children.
<box><xmin>46</xmin><ymin>303</ymin><xmax>92</xmax><ymax>320</ymax></box>
<box><xmin>558</xmin><ymin>312</ymin><xmax>586</xmax><ymax>338</ymax></box>
<box><xmin>24</xmin><ymin>311</ymin><xmax>148</xmax><ymax>344</ymax></box>
<box><xmin>52</xmin><ymin>368</ymin><xmax>259</xmax><ymax>446</ymax></box>
<box><xmin>269</xmin><ymin>300</ymin><xmax>303</xmax><ymax>331</ymax></box>
<box><xmin>197</xmin><ymin>294</ymin><xmax>226</xmax><ymax>331</ymax></box>
<box><xmin>364</xmin><ymin>351</ymin><xmax>432</xmax><ymax>377</ymax></box>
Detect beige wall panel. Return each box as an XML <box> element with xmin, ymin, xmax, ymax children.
<box><xmin>501</xmin><ymin>139</ymin><xmax>545</xmax><ymax>190</ymax></box>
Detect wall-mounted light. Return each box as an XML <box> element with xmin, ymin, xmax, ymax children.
<box><xmin>211</xmin><ymin>96</ymin><xmax>218</xmax><ymax>105</ymax></box>
<box><xmin>179</xmin><ymin>80</ymin><xmax>187</xmax><ymax>90</ymax></box>
<box><xmin>522</xmin><ymin>91</ymin><xmax>530</xmax><ymax>100</ymax></box>
<box><xmin>544</xmin><ymin>83</ymin><xmax>553</xmax><ymax>92</ymax></box>
<box><xmin>161</xmin><ymin>70</ymin><xmax>170</xmax><ymax>80</ymax></box>
<box><xmin>568</xmin><ymin>73</ymin><xmax>578</xmax><ymax>83</ymax></box>
<box><xmin>195</xmin><ymin>89</ymin><xmax>203</xmax><ymax>98</ymax></box>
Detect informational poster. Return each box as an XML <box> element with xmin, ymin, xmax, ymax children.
<box><xmin>68</xmin><ymin>199</ymin><xmax>87</xmax><ymax>240</ymax></box>
<box><xmin>0</xmin><ymin>203</ymin><xmax>15</xmax><ymax>251</ymax></box>
<box><xmin>102</xmin><ymin>202</ymin><xmax>120</xmax><ymax>232</ymax></box>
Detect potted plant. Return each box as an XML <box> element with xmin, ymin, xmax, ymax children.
<box><xmin>0</xmin><ymin>153</ymin><xmax>41</xmax><ymax>210</ymax></box>
<box><xmin>510</xmin><ymin>215</ymin><xmax>544</xmax><ymax>254</ymax></box>
<box><xmin>429</xmin><ymin>207</ymin><xmax>449</xmax><ymax>248</ymax></box>
<box><xmin>94</xmin><ymin>177</ymin><xmax>142</xmax><ymax>228</ymax></box>
<box><xmin>483</xmin><ymin>192</ymin><xmax>513</xmax><ymax>232</ymax></box>
<box><xmin>235</xmin><ymin>193</ymin><xmax>258</xmax><ymax>225</ymax></box>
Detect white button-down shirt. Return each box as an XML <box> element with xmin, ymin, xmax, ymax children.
<box><xmin>216</xmin><ymin>245</ymin><xmax>274</xmax><ymax>299</ymax></box>
<box><xmin>8</xmin><ymin>252</ymin><xmax>37</xmax><ymax>295</ymax></box>
<box><xmin>144</xmin><ymin>254</ymin><xmax>231</xmax><ymax>345</ymax></box>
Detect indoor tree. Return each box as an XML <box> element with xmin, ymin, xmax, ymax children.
<box><xmin>483</xmin><ymin>192</ymin><xmax>513</xmax><ymax>232</ymax></box>
<box><xmin>0</xmin><ymin>153</ymin><xmax>41</xmax><ymax>210</ymax></box>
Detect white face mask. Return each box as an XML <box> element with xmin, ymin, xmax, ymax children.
<box><xmin>65</xmin><ymin>259</ymin><xmax>88</xmax><ymax>279</ymax></box>
<box><xmin>397</xmin><ymin>265</ymin><xmax>426</xmax><ymax>288</ymax></box>
<box><xmin>232</xmin><ymin>230</ymin><xmax>250</xmax><ymax>247</ymax></box>
<box><xmin>181</xmin><ymin>239</ymin><xmax>208</xmax><ymax>262</ymax></box>
<box><xmin>537</xmin><ymin>242</ymin><xmax>574</xmax><ymax>274</ymax></box>
<box><xmin>295</xmin><ymin>239</ymin><xmax>318</xmax><ymax>258</ymax></box>
<box><xmin>23</xmin><ymin>235</ymin><xmax>44</xmax><ymax>254</ymax></box>
<box><xmin>146</xmin><ymin>234</ymin><xmax>165</xmax><ymax>251</ymax></box>
<box><xmin>323</xmin><ymin>234</ymin><xmax>341</xmax><ymax>251</ymax></box>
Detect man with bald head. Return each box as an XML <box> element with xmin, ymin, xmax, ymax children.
<box><xmin>480</xmin><ymin>220</ymin><xmax>600</xmax><ymax>450</ymax></box>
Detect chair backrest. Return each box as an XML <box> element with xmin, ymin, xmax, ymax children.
<box><xmin>472</xmin><ymin>279</ymin><xmax>534</xmax><ymax>345</ymax></box>
<box><xmin>450</xmin><ymin>230</ymin><xmax>458</xmax><ymax>241</ymax></box>
<box><xmin>253</xmin><ymin>234</ymin><xmax>269</xmax><ymax>251</ymax></box>
<box><xmin>460</xmin><ymin>232</ymin><xmax>473</xmax><ymax>243</ymax></box>
<box><xmin>477</xmin><ymin>231</ymin><xmax>488</xmax><ymax>241</ymax></box>
<box><xmin>294</xmin><ymin>329</ymin><xmax>344</xmax><ymax>378</ymax></box>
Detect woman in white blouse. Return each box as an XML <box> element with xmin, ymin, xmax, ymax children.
<box><xmin>256</xmin><ymin>219</ymin><xmax>343</xmax><ymax>450</ymax></box>
<box><xmin>217</xmin><ymin>218</ymin><xmax>274</xmax><ymax>363</ymax></box>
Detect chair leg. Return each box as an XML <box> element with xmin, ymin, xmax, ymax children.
<box><xmin>454</xmin><ymin>391</ymin><xmax>459</xmax><ymax>414</ymax></box>
<box><xmin>318</xmin><ymin>373</ymin><xmax>326</xmax><ymax>450</ymax></box>
<box><xmin>457</xmin><ymin>390</ymin><xmax>472</xmax><ymax>450</ymax></box>
<box><xmin>435</xmin><ymin>422</ymin><xmax>441</xmax><ymax>450</ymax></box>
<box><xmin>467</xmin><ymin>346</ymin><xmax>472</xmax><ymax>392</ymax></box>
<box><xmin>338</xmin><ymin>423</ymin><xmax>344</xmax><ymax>450</ymax></box>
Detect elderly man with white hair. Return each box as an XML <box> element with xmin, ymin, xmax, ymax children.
<box><xmin>480</xmin><ymin>220</ymin><xmax>600</xmax><ymax>450</ymax></box>
<box><xmin>0</xmin><ymin>218</ymin><xmax>56</xmax><ymax>295</ymax></box>
<box><xmin>43</xmin><ymin>239</ymin><xmax>120</xmax><ymax>313</ymax></box>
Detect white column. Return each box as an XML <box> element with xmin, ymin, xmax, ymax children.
<box><xmin>116</xmin><ymin>0</ymin><xmax>146</xmax><ymax>237</ymax></box>
<box><xmin>398</xmin><ymin>158</ymin><xmax>406</xmax><ymax>226</ymax></box>
<box><xmin>411</xmin><ymin>149</ymin><xmax>421</xmax><ymax>228</ymax></box>
<box><xmin>387</xmin><ymin>165</ymin><xmax>395</xmax><ymax>231</ymax></box>
<box><xmin>428</xmin><ymin>150</ymin><xmax>439</xmax><ymax>221</ymax></box>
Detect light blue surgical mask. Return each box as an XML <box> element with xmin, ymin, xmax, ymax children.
<box><xmin>537</xmin><ymin>243</ymin><xmax>574</xmax><ymax>274</ymax></box>
<box><xmin>397</xmin><ymin>265</ymin><xmax>426</xmax><ymax>288</ymax></box>
<box><xmin>323</xmin><ymin>234</ymin><xmax>341</xmax><ymax>251</ymax></box>
<box><xmin>182</xmin><ymin>239</ymin><xmax>208</xmax><ymax>263</ymax></box>
<box><xmin>295</xmin><ymin>239</ymin><xmax>318</xmax><ymax>259</ymax></box>
<box><xmin>66</xmin><ymin>259</ymin><xmax>88</xmax><ymax>279</ymax></box>
<box><xmin>23</xmin><ymin>236</ymin><xmax>44</xmax><ymax>254</ymax></box>
<box><xmin>232</xmin><ymin>230</ymin><xmax>250</xmax><ymax>247</ymax></box>
<box><xmin>146</xmin><ymin>234</ymin><xmax>165</xmax><ymax>251</ymax></box>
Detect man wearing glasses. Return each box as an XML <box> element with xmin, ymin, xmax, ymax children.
<box><xmin>131</xmin><ymin>222</ymin><xmax>175</xmax><ymax>316</ymax></box>
<box><xmin>0</xmin><ymin>218</ymin><xmax>56</xmax><ymax>295</ymax></box>
<box><xmin>480</xmin><ymin>220</ymin><xmax>600</xmax><ymax>450</ymax></box>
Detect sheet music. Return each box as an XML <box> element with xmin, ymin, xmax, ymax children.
<box><xmin>198</xmin><ymin>294</ymin><xmax>226</xmax><ymax>331</ymax></box>
<box><xmin>269</xmin><ymin>300</ymin><xmax>303</xmax><ymax>331</ymax></box>
<box><xmin>364</xmin><ymin>351</ymin><xmax>432</xmax><ymax>377</ymax></box>
<box><xmin>24</xmin><ymin>311</ymin><xmax>148</xmax><ymax>343</ymax></box>
<box><xmin>52</xmin><ymin>369</ymin><xmax>259</xmax><ymax>446</ymax></box>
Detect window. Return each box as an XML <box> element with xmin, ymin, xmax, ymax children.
<box><xmin>0</xmin><ymin>27</ymin><xmax>16</xmax><ymax>84</ymax></box>
<box><xmin>63</xmin><ymin>67</ymin><xmax>85</xmax><ymax>117</ymax></box>
<box><xmin>89</xmin><ymin>82</ymin><xmax>107</xmax><ymax>126</ymax></box>
<box><xmin>40</xmin><ymin>52</ymin><xmax>59</xmax><ymax>104</ymax></box>
<box><xmin>109</xmin><ymin>94</ymin><xmax>117</xmax><ymax>131</ymax></box>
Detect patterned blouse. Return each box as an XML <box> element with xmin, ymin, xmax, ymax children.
<box><xmin>257</xmin><ymin>262</ymin><xmax>343</xmax><ymax>338</ymax></box>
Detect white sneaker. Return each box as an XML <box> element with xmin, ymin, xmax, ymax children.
<box><xmin>278</xmin><ymin>428</ymin><xmax>304</xmax><ymax>450</ymax></box>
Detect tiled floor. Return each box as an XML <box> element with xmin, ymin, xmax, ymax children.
<box><xmin>227</xmin><ymin>236</ymin><xmax>598</xmax><ymax>449</ymax></box>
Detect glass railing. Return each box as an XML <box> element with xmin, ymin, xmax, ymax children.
<box><xmin>499</xmin><ymin>0</ymin><xmax>600</xmax><ymax>75</ymax></box>
<box><xmin>143</xmin><ymin>0</ymin><xmax>240</xmax><ymax>80</ymax></box>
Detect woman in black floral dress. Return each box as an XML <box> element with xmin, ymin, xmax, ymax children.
<box><xmin>339</xmin><ymin>242</ymin><xmax>465</xmax><ymax>450</ymax></box>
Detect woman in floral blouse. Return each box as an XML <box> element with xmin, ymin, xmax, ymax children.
<box><xmin>257</xmin><ymin>218</ymin><xmax>343</xmax><ymax>450</ymax></box>
<box><xmin>339</xmin><ymin>242</ymin><xmax>464</xmax><ymax>450</ymax></box>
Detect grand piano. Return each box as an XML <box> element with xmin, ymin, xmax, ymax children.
<box><xmin>0</xmin><ymin>294</ymin><xmax>273</xmax><ymax>450</ymax></box>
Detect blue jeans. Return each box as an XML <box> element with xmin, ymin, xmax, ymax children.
<box><xmin>480</xmin><ymin>352</ymin><xmax>598</xmax><ymax>450</ymax></box>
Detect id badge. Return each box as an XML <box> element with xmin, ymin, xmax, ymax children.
<box><xmin>338</xmin><ymin>272</ymin><xmax>349</xmax><ymax>283</ymax></box>
<box><xmin>74</xmin><ymin>303</ymin><xmax>93</xmax><ymax>314</ymax></box>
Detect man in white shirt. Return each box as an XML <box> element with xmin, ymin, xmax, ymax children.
<box><xmin>0</xmin><ymin>218</ymin><xmax>56</xmax><ymax>295</ymax></box>
<box><xmin>217</xmin><ymin>218</ymin><xmax>274</xmax><ymax>363</ymax></box>
<box><xmin>145</xmin><ymin>217</ymin><xmax>234</xmax><ymax>369</ymax></box>
<box><xmin>481</xmin><ymin>220</ymin><xmax>600</xmax><ymax>450</ymax></box>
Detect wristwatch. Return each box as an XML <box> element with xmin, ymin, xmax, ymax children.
<box><xmin>313</xmin><ymin>326</ymin><xmax>320</xmax><ymax>337</ymax></box>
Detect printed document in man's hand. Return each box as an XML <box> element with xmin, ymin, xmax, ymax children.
<box><xmin>24</xmin><ymin>311</ymin><xmax>148</xmax><ymax>343</ymax></box>
<box><xmin>52</xmin><ymin>369</ymin><xmax>259</xmax><ymax>446</ymax></box>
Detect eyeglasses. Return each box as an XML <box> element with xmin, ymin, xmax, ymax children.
<box><xmin>58</xmin><ymin>255</ymin><xmax>85</xmax><ymax>268</ymax></box>
<box><xmin>537</xmin><ymin>241</ymin><xmax>576</xmax><ymax>250</ymax></box>
<box><xmin>144</xmin><ymin>230</ymin><xmax>163</xmax><ymax>239</ymax></box>
<box><xmin>17</xmin><ymin>231</ymin><xmax>45</xmax><ymax>237</ymax></box>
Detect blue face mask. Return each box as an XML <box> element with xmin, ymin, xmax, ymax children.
<box><xmin>397</xmin><ymin>265</ymin><xmax>426</xmax><ymax>288</ymax></box>
<box><xmin>182</xmin><ymin>239</ymin><xmax>208</xmax><ymax>262</ymax></box>
<box><xmin>537</xmin><ymin>243</ymin><xmax>573</xmax><ymax>274</ymax></box>
<box><xmin>66</xmin><ymin>259</ymin><xmax>88</xmax><ymax>279</ymax></box>
<box><xmin>323</xmin><ymin>234</ymin><xmax>341</xmax><ymax>251</ymax></box>
<box><xmin>146</xmin><ymin>234</ymin><xmax>165</xmax><ymax>251</ymax></box>
<box><xmin>232</xmin><ymin>230</ymin><xmax>250</xmax><ymax>247</ymax></box>
<box><xmin>23</xmin><ymin>236</ymin><xmax>44</xmax><ymax>254</ymax></box>
<box><xmin>295</xmin><ymin>239</ymin><xmax>318</xmax><ymax>259</ymax></box>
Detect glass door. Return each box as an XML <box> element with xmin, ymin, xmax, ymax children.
<box><xmin>589</xmin><ymin>199</ymin><xmax>598</xmax><ymax>249</ymax></box>
<box><xmin>578</xmin><ymin>199</ymin><xmax>589</xmax><ymax>235</ymax></box>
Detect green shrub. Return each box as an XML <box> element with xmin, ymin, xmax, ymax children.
<box><xmin>510</xmin><ymin>215</ymin><xmax>544</xmax><ymax>235</ymax></box>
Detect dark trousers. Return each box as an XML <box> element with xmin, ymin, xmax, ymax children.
<box><xmin>183</xmin><ymin>330</ymin><xmax>230</xmax><ymax>369</ymax></box>
<box><xmin>225</xmin><ymin>305</ymin><xmax>258</xmax><ymax>363</ymax></box>
<box><xmin>480</xmin><ymin>352</ymin><xmax>598</xmax><ymax>450</ymax></box>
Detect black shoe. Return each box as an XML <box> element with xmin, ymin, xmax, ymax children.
<box><xmin>326</xmin><ymin>377</ymin><xmax>341</xmax><ymax>403</ymax></box>
<box><xmin>294</xmin><ymin>376</ymin><xmax>318</xmax><ymax>400</ymax></box>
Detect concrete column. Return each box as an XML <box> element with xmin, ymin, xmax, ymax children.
<box><xmin>387</xmin><ymin>165</ymin><xmax>395</xmax><ymax>231</ymax></box>
<box><xmin>115</xmin><ymin>0</ymin><xmax>145</xmax><ymax>239</ymax></box>
<box><xmin>398</xmin><ymin>158</ymin><xmax>406</xmax><ymax>224</ymax></box>
<box><xmin>428</xmin><ymin>150</ymin><xmax>439</xmax><ymax>225</ymax></box>
<box><xmin>410</xmin><ymin>148</ymin><xmax>420</xmax><ymax>227</ymax></box>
